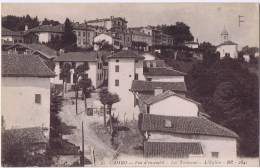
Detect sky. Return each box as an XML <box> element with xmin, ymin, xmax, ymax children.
<box><xmin>2</xmin><ymin>3</ymin><xmax>259</xmax><ymax>49</ymax></box>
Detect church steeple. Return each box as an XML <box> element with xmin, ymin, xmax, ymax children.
<box><xmin>221</xmin><ymin>25</ymin><xmax>229</xmax><ymax>43</ymax></box>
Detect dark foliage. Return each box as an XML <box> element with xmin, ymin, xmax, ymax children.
<box><xmin>42</xmin><ymin>18</ymin><xmax>60</xmax><ymax>26</ymax></box>
<box><xmin>61</xmin><ymin>18</ymin><xmax>77</xmax><ymax>52</ymax></box>
<box><xmin>2</xmin><ymin>15</ymin><xmax>40</xmax><ymax>31</ymax></box>
<box><xmin>186</xmin><ymin>55</ymin><xmax>259</xmax><ymax>157</ymax></box>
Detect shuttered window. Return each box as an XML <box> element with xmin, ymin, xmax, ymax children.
<box><xmin>35</xmin><ymin>94</ymin><xmax>41</xmax><ymax>104</ymax></box>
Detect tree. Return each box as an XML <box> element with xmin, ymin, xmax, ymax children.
<box><xmin>2</xmin><ymin>15</ymin><xmax>40</xmax><ymax>31</ymax></box>
<box><xmin>61</xmin><ymin>18</ymin><xmax>77</xmax><ymax>52</ymax></box>
<box><xmin>94</xmin><ymin>40</ymin><xmax>113</xmax><ymax>51</ymax></box>
<box><xmin>99</xmin><ymin>88</ymin><xmax>110</xmax><ymax>127</ymax></box>
<box><xmin>74</xmin><ymin>63</ymin><xmax>90</xmax><ymax>114</ymax></box>
<box><xmin>46</xmin><ymin>35</ymin><xmax>62</xmax><ymax>51</ymax></box>
<box><xmin>186</xmin><ymin>56</ymin><xmax>259</xmax><ymax>157</ymax></box>
<box><xmin>106</xmin><ymin>93</ymin><xmax>120</xmax><ymax>134</ymax></box>
<box><xmin>159</xmin><ymin>22</ymin><xmax>194</xmax><ymax>44</ymax></box>
<box><xmin>78</xmin><ymin>76</ymin><xmax>92</xmax><ymax>111</ymax></box>
<box><xmin>42</xmin><ymin>18</ymin><xmax>60</xmax><ymax>26</ymax></box>
<box><xmin>60</xmin><ymin>63</ymin><xmax>71</xmax><ymax>96</ymax></box>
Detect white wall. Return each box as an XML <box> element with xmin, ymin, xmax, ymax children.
<box><xmin>148</xmin><ymin>132</ymin><xmax>237</xmax><ymax>159</ymax></box>
<box><xmin>217</xmin><ymin>45</ymin><xmax>238</xmax><ymax>59</ymax></box>
<box><xmin>185</xmin><ymin>43</ymin><xmax>199</xmax><ymax>49</ymax></box>
<box><xmin>142</xmin><ymin>53</ymin><xmax>156</xmax><ymax>61</ymax></box>
<box><xmin>2</xmin><ymin>77</ymin><xmax>51</xmax><ymax>134</ymax></box>
<box><xmin>145</xmin><ymin>76</ymin><xmax>184</xmax><ymax>82</ymax></box>
<box><xmin>108</xmin><ymin>58</ymin><xmax>140</xmax><ymax>120</ymax></box>
<box><xmin>148</xmin><ymin>96</ymin><xmax>198</xmax><ymax>117</ymax></box>
<box><xmin>52</xmin><ymin>61</ymin><xmax>103</xmax><ymax>89</ymax></box>
<box><xmin>37</xmin><ymin>32</ymin><xmax>50</xmax><ymax>43</ymax></box>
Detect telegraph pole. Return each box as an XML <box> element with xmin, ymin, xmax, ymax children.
<box><xmin>81</xmin><ymin>121</ymin><xmax>84</xmax><ymax>166</ymax></box>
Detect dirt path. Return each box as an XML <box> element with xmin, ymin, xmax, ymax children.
<box><xmin>59</xmin><ymin>91</ymin><xmax>116</xmax><ymax>162</ymax></box>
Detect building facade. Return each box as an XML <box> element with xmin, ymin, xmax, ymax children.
<box><xmin>2</xmin><ymin>54</ymin><xmax>55</xmax><ymax>136</ymax></box>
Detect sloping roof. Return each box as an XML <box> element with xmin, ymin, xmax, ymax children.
<box><xmin>107</xmin><ymin>50</ymin><xmax>145</xmax><ymax>60</ymax></box>
<box><xmin>142</xmin><ymin>114</ymin><xmax>238</xmax><ymax>138</ymax></box>
<box><xmin>2</xmin><ymin>27</ymin><xmax>23</xmax><ymax>37</ymax></box>
<box><xmin>53</xmin><ymin>51</ymin><xmax>100</xmax><ymax>62</ymax></box>
<box><xmin>2</xmin><ymin>127</ymin><xmax>48</xmax><ymax>144</ymax></box>
<box><xmin>144</xmin><ymin>67</ymin><xmax>186</xmax><ymax>76</ymax></box>
<box><xmin>26</xmin><ymin>25</ymin><xmax>63</xmax><ymax>33</ymax></box>
<box><xmin>144</xmin><ymin>141</ymin><xmax>203</xmax><ymax>158</ymax></box>
<box><xmin>130</xmin><ymin>80</ymin><xmax>187</xmax><ymax>92</ymax></box>
<box><xmin>7</xmin><ymin>43</ymin><xmax>57</xmax><ymax>59</ymax></box>
<box><xmin>129</xmin><ymin>29</ymin><xmax>151</xmax><ymax>36</ymax></box>
<box><xmin>2</xmin><ymin>54</ymin><xmax>56</xmax><ymax>77</ymax></box>
<box><xmin>96</xmin><ymin>33</ymin><xmax>120</xmax><ymax>40</ymax></box>
<box><xmin>217</xmin><ymin>40</ymin><xmax>238</xmax><ymax>47</ymax></box>
<box><xmin>144</xmin><ymin>90</ymin><xmax>200</xmax><ymax>105</ymax></box>
<box><xmin>86</xmin><ymin>17</ymin><xmax>127</xmax><ymax>23</ymax></box>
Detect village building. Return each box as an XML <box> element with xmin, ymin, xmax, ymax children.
<box><xmin>216</xmin><ymin>28</ymin><xmax>238</xmax><ymax>59</ymax></box>
<box><xmin>161</xmin><ymin>33</ymin><xmax>174</xmax><ymax>46</ymax></box>
<box><xmin>128</xmin><ymin>28</ymin><xmax>152</xmax><ymax>51</ymax></box>
<box><xmin>107</xmin><ymin>50</ymin><xmax>145</xmax><ymax>119</ymax></box>
<box><xmin>141</xmin><ymin>113</ymin><xmax>238</xmax><ymax>158</ymax></box>
<box><xmin>7</xmin><ymin>43</ymin><xmax>57</xmax><ymax>60</ymax></box>
<box><xmin>94</xmin><ymin>33</ymin><xmax>121</xmax><ymax>50</ymax></box>
<box><xmin>2</xmin><ymin>27</ymin><xmax>24</xmax><ymax>50</ymax></box>
<box><xmin>52</xmin><ymin>51</ymin><xmax>106</xmax><ymax>89</ymax></box>
<box><xmin>2</xmin><ymin>54</ymin><xmax>55</xmax><ymax>136</ymax></box>
<box><xmin>25</xmin><ymin>25</ymin><xmax>63</xmax><ymax>43</ymax></box>
<box><xmin>143</xmin><ymin>67</ymin><xmax>186</xmax><ymax>82</ymax></box>
<box><xmin>184</xmin><ymin>41</ymin><xmax>199</xmax><ymax>49</ymax></box>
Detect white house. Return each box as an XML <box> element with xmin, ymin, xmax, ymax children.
<box><xmin>26</xmin><ymin>25</ymin><xmax>63</xmax><ymax>43</ymax></box>
<box><xmin>141</xmin><ymin>52</ymin><xmax>156</xmax><ymax>60</ymax></box>
<box><xmin>216</xmin><ymin>28</ymin><xmax>238</xmax><ymax>59</ymax></box>
<box><xmin>142</xmin><ymin>114</ymin><xmax>238</xmax><ymax>159</ymax></box>
<box><xmin>107</xmin><ymin>50</ymin><xmax>145</xmax><ymax>120</ymax></box>
<box><xmin>93</xmin><ymin>33</ymin><xmax>121</xmax><ymax>50</ymax></box>
<box><xmin>143</xmin><ymin>90</ymin><xmax>200</xmax><ymax>117</ymax></box>
<box><xmin>143</xmin><ymin>67</ymin><xmax>186</xmax><ymax>82</ymax></box>
<box><xmin>52</xmin><ymin>51</ymin><xmax>105</xmax><ymax>89</ymax></box>
<box><xmin>243</xmin><ymin>54</ymin><xmax>250</xmax><ymax>63</ymax></box>
<box><xmin>2</xmin><ymin>54</ymin><xmax>55</xmax><ymax>137</ymax></box>
<box><xmin>184</xmin><ymin>41</ymin><xmax>199</xmax><ymax>49</ymax></box>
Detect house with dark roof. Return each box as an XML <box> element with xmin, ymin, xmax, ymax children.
<box><xmin>216</xmin><ymin>28</ymin><xmax>238</xmax><ymax>59</ymax></box>
<box><xmin>2</xmin><ymin>27</ymin><xmax>24</xmax><ymax>50</ymax></box>
<box><xmin>2</xmin><ymin>54</ymin><xmax>55</xmax><ymax>136</ymax></box>
<box><xmin>7</xmin><ymin>43</ymin><xmax>57</xmax><ymax>60</ymax></box>
<box><xmin>127</xmin><ymin>28</ymin><xmax>152</xmax><ymax>51</ymax></box>
<box><xmin>141</xmin><ymin>113</ymin><xmax>238</xmax><ymax>158</ymax></box>
<box><xmin>52</xmin><ymin>51</ymin><xmax>107</xmax><ymax>88</ymax></box>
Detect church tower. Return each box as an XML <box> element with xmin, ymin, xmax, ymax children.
<box><xmin>221</xmin><ymin>26</ymin><xmax>229</xmax><ymax>43</ymax></box>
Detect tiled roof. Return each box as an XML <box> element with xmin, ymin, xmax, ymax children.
<box><xmin>2</xmin><ymin>127</ymin><xmax>48</xmax><ymax>144</ymax></box>
<box><xmin>7</xmin><ymin>43</ymin><xmax>57</xmax><ymax>59</ymax></box>
<box><xmin>2</xmin><ymin>54</ymin><xmax>56</xmax><ymax>77</ymax></box>
<box><xmin>53</xmin><ymin>51</ymin><xmax>101</xmax><ymax>62</ymax></box>
<box><xmin>129</xmin><ymin>29</ymin><xmax>151</xmax><ymax>36</ymax></box>
<box><xmin>218</xmin><ymin>40</ymin><xmax>238</xmax><ymax>47</ymax></box>
<box><xmin>130</xmin><ymin>80</ymin><xmax>187</xmax><ymax>92</ymax></box>
<box><xmin>26</xmin><ymin>25</ymin><xmax>63</xmax><ymax>33</ymax></box>
<box><xmin>86</xmin><ymin>17</ymin><xmax>127</xmax><ymax>23</ymax></box>
<box><xmin>2</xmin><ymin>27</ymin><xmax>23</xmax><ymax>37</ymax></box>
<box><xmin>221</xmin><ymin>28</ymin><xmax>228</xmax><ymax>35</ymax></box>
<box><xmin>144</xmin><ymin>141</ymin><xmax>203</xmax><ymax>158</ymax></box>
<box><xmin>144</xmin><ymin>67</ymin><xmax>186</xmax><ymax>76</ymax></box>
<box><xmin>142</xmin><ymin>114</ymin><xmax>238</xmax><ymax>138</ymax></box>
<box><xmin>107</xmin><ymin>50</ymin><xmax>145</xmax><ymax>60</ymax></box>
<box><xmin>138</xmin><ymin>93</ymin><xmax>153</xmax><ymax>113</ymax></box>
<box><xmin>144</xmin><ymin>90</ymin><xmax>200</xmax><ymax>105</ymax></box>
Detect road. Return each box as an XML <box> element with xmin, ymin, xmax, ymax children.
<box><xmin>59</xmin><ymin>91</ymin><xmax>116</xmax><ymax>163</ymax></box>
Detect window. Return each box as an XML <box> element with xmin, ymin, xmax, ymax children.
<box><xmin>97</xmin><ymin>73</ymin><xmax>99</xmax><ymax>81</ymax></box>
<box><xmin>83</xmin><ymin>32</ymin><xmax>86</xmax><ymax>37</ymax></box>
<box><xmin>134</xmin><ymin>73</ymin><xmax>138</xmax><ymax>80</ymax></box>
<box><xmin>165</xmin><ymin>119</ymin><xmax>172</xmax><ymax>128</ymax></box>
<box><xmin>71</xmin><ymin>62</ymin><xmax>76</xmax><ymax>69</ymax></box>
<box><xmin>115</xmin><ymin>65</ymin><xmax>119</xmax><ymax>72</ymax></box>
<box><xmin>59</xmin><ymin>73</ymin><xmax>62</xmax><ymax>80</ymax></box>
<box><xmin>211</xmin><ymin>152</ymin><xmax>219</xmax><ymax>158</ymax></box>
<box><xmin>135</xmin><ymin>60</ymin><xmax>138</xmax><ymax>63</ymax></box>
<box><xmin>59</xmin><ymin>62</ymin><xmax>64</xmax><ymax>69</ymax></box>
<box><xmin>115</xmin><ymin>80</ymin><xmax>119</xmax><ymax>86</ymax></box>
<box><xmin>147</xmin><ymin>106</ymin><xmax>150</xmax><ymax>113</ymax></box>
<box><xmin>35</xmin><ymin>94</ymin><xmax>41</xmax><ymax>104</ymax></box>
<box><xmin>100</xmin><ymin>74</ymin><xmax>102</xmax><ymax>80</ymax></box>
<box><xmin>78</xmin><ymin>31</ymin><xmax>81</xmax><ymax>36</ymax></box>
<box><xmin>73</xmin><ymin>73</ymin><xmax>77</xmax><ymax>84</ymax></box>
<box><xmin>116</xmin><ymin>60</ymin><xmax>119</xmax><ymax>62</ymax></box>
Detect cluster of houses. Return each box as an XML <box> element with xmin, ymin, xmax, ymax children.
<box><xmin>2</xmin><ymin>15</ymin><xmax>251</xmax><ymax>162</ymax></box>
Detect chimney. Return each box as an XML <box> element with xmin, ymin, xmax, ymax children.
<box><xmin>25</xmin><ymin>25</ymin><xmax>28</xmax><ymax>31</ymax></box>
<box><xmin>110</xmin><ymin>16</ymin><xmax>114</xmax><ymax>20</ymax></box>
<box><xmin>154</xmin><ymin>87</ymin><xmax>163</xmax><ymax>96</ymax></box>
<box><xmin>197</xmin><ymin>38</ymin><xmax>198</xmax><ymax>43</ymax></box>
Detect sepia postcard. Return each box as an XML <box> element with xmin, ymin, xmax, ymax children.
<box><xmin>1</xmin><ymin>2</ymin><xmax>259</xmax><ymax>167</ymax></box>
